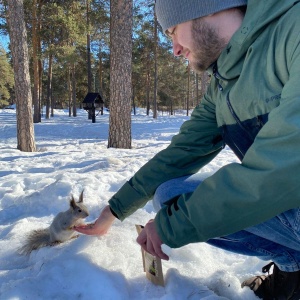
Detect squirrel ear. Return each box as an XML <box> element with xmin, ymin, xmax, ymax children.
<box><xmin>70</xmin><ymin>196</ymin><xmax>76</xmax><ymax>209</ymax></box>
<box><xmin>78</xmin><ymin>189</ymin><xmax>84</xmax><ymax>203</ymax></box>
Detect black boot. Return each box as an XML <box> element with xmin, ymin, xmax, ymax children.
<box><xmin>241</xmin><ymin>262</ymin><xmax>300</xmax><ymax>299</ymax></box>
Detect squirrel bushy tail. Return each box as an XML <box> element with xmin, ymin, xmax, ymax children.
<box><xmin>19</xmin><ymin>228</ymin><xmax>51</xmax><ymax>255</ymax></box>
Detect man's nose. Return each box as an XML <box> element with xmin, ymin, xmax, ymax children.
<box><xmin>173</xmin><ymin>40</ymin><xmax>183</xmax><ymax>56</ymax></box>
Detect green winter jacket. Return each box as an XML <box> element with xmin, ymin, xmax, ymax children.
<box><xmin>109</xmin><ymin>0</ymin><xmax>300</xmax><ymax>248</ymax></box>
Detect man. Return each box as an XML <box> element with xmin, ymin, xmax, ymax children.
<box><xmin>75</xmin><ymin>0</ymin><xmax>300</xmax><ymax>298</ymax></box>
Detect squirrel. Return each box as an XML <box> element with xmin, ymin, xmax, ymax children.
<box><xmin>19</xmin><ymin>190</ymin><xmax>89</xmax><ymax>255</ymax></box>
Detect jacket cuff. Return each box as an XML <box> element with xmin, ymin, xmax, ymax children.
<box><xmin>154</xmin><ymin>195</ymin><xmax>201</xmax><ymax>248</ymax></box>
<box><xmin>109</xmin><ymin>206</ymin><xmax>119</xmax><ymax>219</ymax></box>
<box><xmin>108</xmin><ymin>181</ymin><xmax>148</xmax><ymax>221</ymax></box>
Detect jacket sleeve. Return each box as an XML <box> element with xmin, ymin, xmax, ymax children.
<box><xmin>109</xmin><ymin>94</ymin><xmax>224</xmax><ymax>221</ymax></box>
<box><xmin>155</xmin><ymin>36</ymin><xmax>300</xmax><ymax>248</ymax></box>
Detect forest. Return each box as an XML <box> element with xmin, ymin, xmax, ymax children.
<box><xmin>0</xmin><ymin>0</ymin><xmax>209</xmax><ymax>117</ymax></box>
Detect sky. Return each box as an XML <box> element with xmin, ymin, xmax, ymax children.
<box><xmin>0</xmin><ymin>35</ymin><xmax>9</xmax><ymax>52</ymax></box>
<box><xmin>0</xmin><ymin>107</ymin><xmax>263</xmax><ymax>299</ymax></box>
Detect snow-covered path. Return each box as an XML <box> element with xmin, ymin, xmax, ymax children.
<box><xmin>0</xmin><ymin>108</ymin><xmax>261</xmax><ymax>299</ymax></box>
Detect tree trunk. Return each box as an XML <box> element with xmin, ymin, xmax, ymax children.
<box><xmin>108</xmin><ymin>0</ymin><xmax>132</xmax><ymax>149</ymax></box>
<box><xmin>86</xmin><ymin>0</ymin><xmax>92</xmax><ymax>92</ymax></box>
<box><xmin>32</xmin><ymin>0</ymin><xmax>40</xmax><ymax>123</ymax></box>
<box><xmin>46</xmin><ymin>53</ymin><xmax>53</xmax><ymax>119</ymax></box>
<box><xmin>186</xmin><ymin>63</ymin><xmax>190</xmax><ymax>116</ymax></box>
<box><xmin>195</xmin><ymin>73</ymin><xmax>199</xmax><ymax>105</ymax></box>
<box><xmin>7</xmin><ymin>0</ymin><xmax>36</xmax><ymax>152</ymax></box>
<box><xmin>98</xmin><ymin>51</ymin><xmax>103</xmax><ymax>91</ymax></box>
<box><xmin>38</xmin><ymin>2</ymin><xmax>43</xmax><ymax>119</ymax></box>
<box><xmin>152</xmin><ymin>11</ymin><xmax>158</xmax><ymax>119</ymax></box>
<box><xmin>170</xmin><ymin>64</ymin><xmax>175</xmax><ymax>115</ymax></box>
<box><xmin>146</xmin><ymin>70</ymin><xmax>150</xmax><ymax>116</ymax></box>
<box><xmin>38</xmin><ymin>51</ymin><xmax>43</xmax><ymax>118</ymax></box>
<box><xmin>132</xmin><ymin>86</ymin><xmax>136</xmax><ymax>115</ymax></box>
<box><xmin>67</xmin><ymin>66</ymin><xmax>72</xmax><ymax>117</ymax></box>
<box><xmin>72</xmin><ymin>63</ymin><xmax>77</xmax><ymax>117</ymax></box>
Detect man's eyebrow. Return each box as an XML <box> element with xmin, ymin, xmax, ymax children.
<box><xmin>166</xmin><ymin>27</ymin><xmax>175</xmax><ymax>37</ymax></box>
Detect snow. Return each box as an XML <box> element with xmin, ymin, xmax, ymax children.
<box><xmin>0</xmin><ymin>108</ymin><xmax>263</xmax><ymax>299</ymax></box>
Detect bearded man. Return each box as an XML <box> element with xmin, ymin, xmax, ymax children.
<box><xmin>76</xmin><ymin>1</ymin><xmax>300</xmax><ymax>298</ymax></box>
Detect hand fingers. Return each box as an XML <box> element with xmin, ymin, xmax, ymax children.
<box><xmin>136</xmin><ymin>224</ymin><xmax>169</xmax><ymax>260</ymax></box>
<box><xmin>136</xmin><ymin>229</ymin><xmax>147</xmax><ymax>253</ymax></box>
<box><xmin>136</xmin><ymin>228</ymin><xmax>154</xmax><ymax>255</ymax></box>
<box><xmin>73</xmin><ymin>222</ymin><xmax>99</xmax><ymax>235</ymax></box>
<box><xmin>136</xmin><ymin>228</ymin><xmax>147</xmax><ymax>245</ymax></box>
<box><xmin>152</xmin><ymin>242</ymin><xmax>169</xmax><ymax>260</ymax></box>
<box><xmin>74</xmin><ymin>222</ymin><xmax>95</xmax><ymax>230</ymax></box>
<box><xmin>144</xmin><ymin>236</ymin><xmax>169</xmax><ymax>260</ymax></box>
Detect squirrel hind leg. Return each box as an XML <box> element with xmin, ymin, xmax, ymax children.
<box><xmin>50</xmin><ymin>234</ymin><xmax>79</xmax><ymax>246</ymax></box>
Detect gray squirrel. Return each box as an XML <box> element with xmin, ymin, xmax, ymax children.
<box><xmin>20</xmin><ymin>190</ymin><xmax>89</xmax><ymax>255</ymax></box>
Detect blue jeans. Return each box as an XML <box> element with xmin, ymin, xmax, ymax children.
<box><xmin>152</xmin><ymin>174</ymin><xmax>300</xmax><ymax>272</ymax></box>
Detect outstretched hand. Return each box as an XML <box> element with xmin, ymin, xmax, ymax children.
<box><xmin>74</xmin><ymin>205</ymin><xmax>116</xmax><ymax>236</ymax></box>
<box><xmin>136</xmin><ymin>219</ymin><xmax>169</xmax><ymax>260</ymax></box>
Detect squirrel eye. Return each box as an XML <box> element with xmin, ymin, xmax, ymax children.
<box><xmin>78</xmin><ymin>209</ymin><xmax>82</xmax><ymax>212</ymax></box>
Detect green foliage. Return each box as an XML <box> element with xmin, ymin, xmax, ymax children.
<box><xmin>0</xmin><ymin>46</ymin><xmax>14</xmax><ymax>107</ymax></box>
<box><xmin>1</xmin><ymin>0</ymin><xmax>205</xmax><ymax>112</ymax></box>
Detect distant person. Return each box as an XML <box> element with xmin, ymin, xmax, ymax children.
<box><xmin>75</xmin><ymin>0</ymin><xmax>300</xmax><ymax>298</ymax></box>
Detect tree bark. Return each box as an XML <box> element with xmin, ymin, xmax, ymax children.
<box><xmin>67</xmin><ymin>66</ymin><xmax>72</xmax><ymax>117</ymax></box>
<box><xmin>108</xmin><ymin>0</ymin><xmax>132</xmax><ymax>149</ymax></box>
<box><xmin>195</xmin><ymin>73</ymin><xmax>199</xmax><ymax>105</ymax></box>
<box><xmin>146</xmin><ymin>70</ymin><xmax>150</xmax><ymax>116</ymax></box>
<box><xmin>152</xmin><ymin>10</ymin><xmax>158</xmax><ymax>119</ymax></box>
<box><xmin>186</xmin><ymin>63</ymin><xmax>190</xmax><ymax>116</ymax></box>
<box><xmin>98</xmin><ymin>51</ymin><xmax>103</xmax><ymax>91</ymax></box>
<box><xmin>72</xmin><ymin>63</ymin><xmax>77</xmax><ymax>117</ymax></box>
<box><xmin>32</xmin><ymin>0</ymin><xmax>40</xmax><ymax>123</ymax></box>
<box><xmin>38</xmin><ymin>3</ymin><xmax>43</xmax><ymax>119</ymax></box>
<box><xmin>86</xmin><ymin>0</ymin><xmax>92</xmax><ymax>92</ymax></box>
<box><xmin>7</xmin><ymin>0</ymin><xmax>36</xmax><ymax>152</ymax></box>
<box><xmin>46</xmin><ymin>53</ymin><xmax>53</xmax><ymax>119</ymax></box>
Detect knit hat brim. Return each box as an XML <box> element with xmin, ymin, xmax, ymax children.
<box><xmin>155</xmin><ymin>0</ymin><xmax>247</xmax><ymax>33</ymax></box>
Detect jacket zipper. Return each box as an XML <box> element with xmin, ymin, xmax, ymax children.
<box><xmin>226</xmin><ymin>93</ymin><xmax>254</xmax><ymax>141</ymax></box>
<box><xmin>212</xmin><ymin>63</ymin><xmax>224</xmax><ymax>91</ymax></box>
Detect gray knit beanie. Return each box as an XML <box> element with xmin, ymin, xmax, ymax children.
<box><xmin>155</xmin><ymin>0</ymin><xmax>247</xmax><ymax>32</ymax></box>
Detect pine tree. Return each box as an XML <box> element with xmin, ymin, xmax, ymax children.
<box><xmin>108</xmin><ymin>0</ymin><xmax>132</xmax><ymax>149</ymax></box>
<box><xmin>7</xmin><ymin>0</ymin><xmax>36</xmax><ymax>152</ymax></box>
<box><xmin>0</xmin><ymin>47</ymin><xmax>14</xmax><ymax>107</ymax></box>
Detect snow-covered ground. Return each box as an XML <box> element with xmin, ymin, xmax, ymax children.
<box><xmin>0</xmin><ymin>108</ymin><xmax>263</xmax><ymax>299</ymax></box>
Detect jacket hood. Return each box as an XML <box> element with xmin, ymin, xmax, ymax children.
<box><xmin>216</xmin><ymin>0</ymin><xmax>300</xmax><ymax>79</ymax></box>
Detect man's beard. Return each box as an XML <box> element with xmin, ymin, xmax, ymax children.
<box><xmin>190</xmin><ymin>18</ymin><xmax>228</xmax><ymax>73</ymax></box>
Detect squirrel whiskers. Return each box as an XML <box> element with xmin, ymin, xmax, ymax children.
<box><xmin>19</xmin><ymin>190</ymin><xmax>89</xmax><ymax>255</ymax></box>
